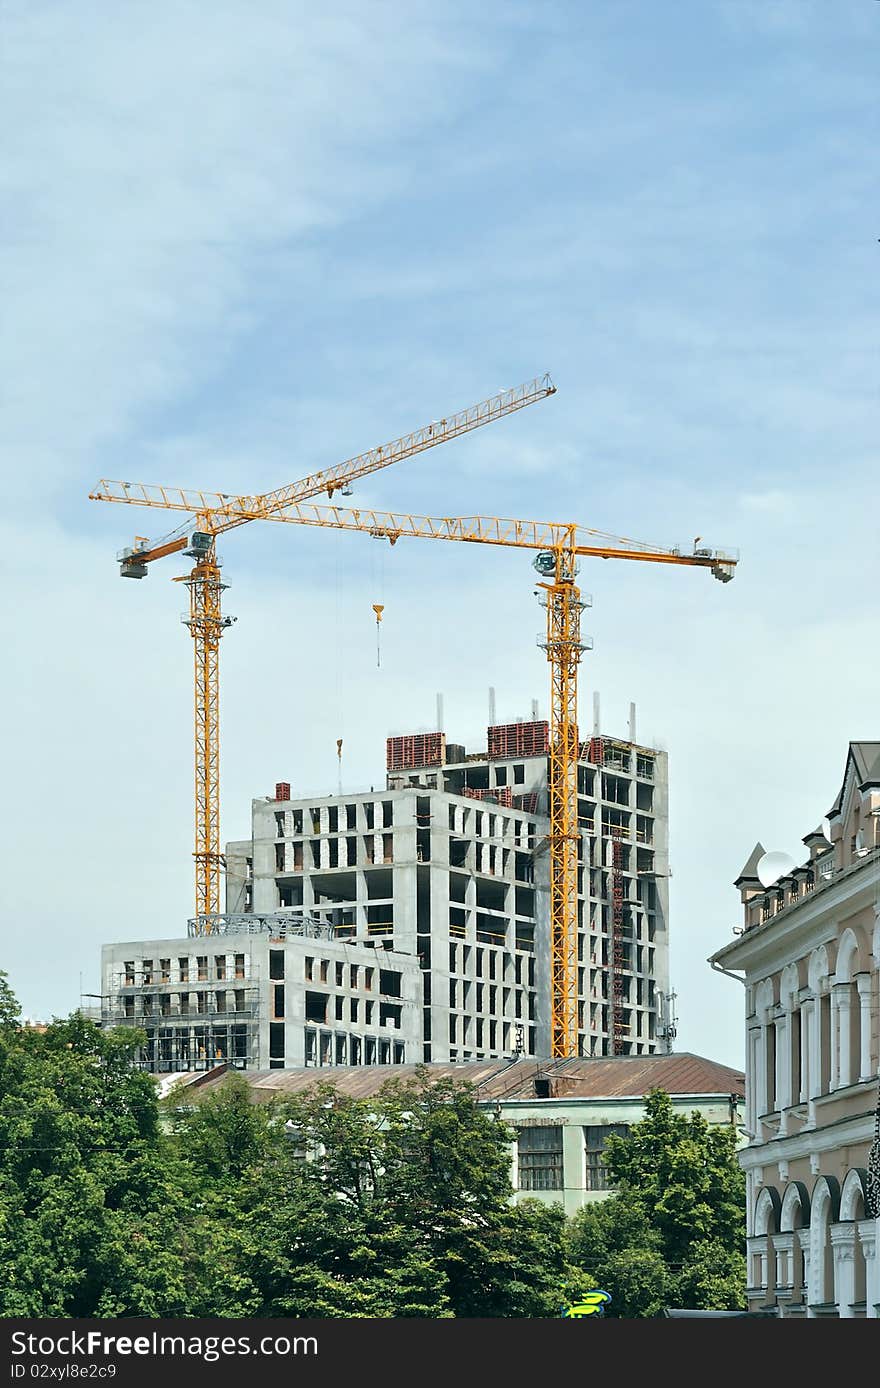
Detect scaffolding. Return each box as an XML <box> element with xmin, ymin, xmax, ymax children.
<box><xmin>189</xmin><ymin>910</ymin><xmax>334</xmax><ymax>939</ymax></box>
<box><xmin>610</xmin><ymin>837</ymin><xmax>628</xmax><ymax>1055</ymax></box>
<box><xmin>105</xmin><ymin>961</ymin><xmax>262</xmax><ymax>1073</ymax></box>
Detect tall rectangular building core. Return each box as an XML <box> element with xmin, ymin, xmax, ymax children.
<box><xmin>225</xmin><ymin>718</ymin><xmax>669</xmax><ymax>1064</ymax></box>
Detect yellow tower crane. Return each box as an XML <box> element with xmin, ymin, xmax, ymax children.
<box><xmin>89</xmin><ymin>375</ymin><xmax>556</xmax><ymax>926</ymax></box>
<box><xmin>135</xmin><ymin>497</ymin><xmax>737</xmax><ymax>1057</ymax></box>
<box><xmin>217</xmin><ymin>504</ymin><xmax>736</xmax><ymax>1056</ymax></box>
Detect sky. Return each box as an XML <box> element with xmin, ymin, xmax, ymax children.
<box><xmin>1</xmin><ymin>0</ymin><xmax>876</xmax><ymax>1070</ymax></box>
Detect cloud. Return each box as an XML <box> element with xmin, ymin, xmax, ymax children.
<box><xmin>1</xmin><ymin>1</ymin><xmax>878</xmax><ymax>1081</ymax></box>
<box><xmin>0</xmin><ymin>0</ymin><xmax>492</xmax><ymax>504</ymax></box>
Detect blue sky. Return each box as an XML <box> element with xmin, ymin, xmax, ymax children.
<box><xmin>1</xmin><ymin>0</ymin><xmax>877</xmax><ymax>1068</ymax></box>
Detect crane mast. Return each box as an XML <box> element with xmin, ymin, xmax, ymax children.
<box><xmin>536</xmin><ymin>540</ymin><xmax>584</xmax><ymax>1057</ymax></box>
<box><xmin>177</xmin><ymin>536</ymin><xmax>234</xmax><ymax>925</ymax></box>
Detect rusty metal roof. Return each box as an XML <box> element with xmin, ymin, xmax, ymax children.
<box><xmin>186</xmin><ymin>1052</ymin><xmax>744</xmax><ymax>1104</ymax></box>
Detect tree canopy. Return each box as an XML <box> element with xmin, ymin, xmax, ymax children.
<box><xmin>0</xmin><ymin>975</ymin><xmax>571</xmax><ymax>1317</ymax></box>
<box><xmin>566</xmin><ymin>1088</ymin><xmax>746</xmax><ymax>1315</ymax></box>
<box><xmin>0</xmin><ymin>977</ymin><xmax>745</xmax><ymax>1318</ymax></box>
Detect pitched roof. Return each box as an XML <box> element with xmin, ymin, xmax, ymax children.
<box><xmin>852</xmin><ymin>741</ymin><xmax>880</xmax><ymax>788</ymax></box>
<box><xmin>827</xmin><ymin>741</ymin><xmax>880</xmax><ymax>817</ymax></box>
<box><xmin>734</xmin><ymin>841</ymin><xmax>765</xmax><ymax>887</ymax></box>
<box><xmin>187</xmin><ymin>1053</ymin><xmax>745</xmax><ymax>1104</ymax></box>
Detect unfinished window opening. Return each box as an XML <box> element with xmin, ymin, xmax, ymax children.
<box><xmin>365</xmin><ymin>1037</ymin><xmax>377</xmax><ymax>1064</ymax></box>
<box><xmin>393</xmin><ymin>1042</ymin><xmax>404</xmax><ymax>1064</ymax></box>
<box><xmin>335</xmin><ymin>1035</ymin><xmax>347</xmax><ymax>1065</ymax></box>
<box><xmin>273</xmin><ymin>984</ymin><xmax>285</xmax><ymax>1018</ymax></box>
<box><xmin>635</xmin><ymin>815</ymin><xmax>653</xmax><ymax>845</ymax></box>
<box><xmin>382</xmin><ymin>801</ymin><xmax>393</xmax><ymax>828</ymax></box>
<box><xmin>379</xmin><ymin>969</ymin><xmax>402</xmax><ymax>998</ymax></box>
<box><xmin>304</xmin><ymin>1028</ymin><xmax>317</xmax><ymax>1065</ymax></box>
<box><xmin>269</xmin><ymin>950</ymin><xmax>284</xmax><ymax>981</ymax></box>
<box><xmin>269</xmin><ymin>1022</ymin><xmax>285</xmax><ymax>1061</ymax></box>
<box><xmin>234</xmin><ymin>954</ymin><xmax>245</xmax><ymax>980</ymax></box>
<box><xmin>319</xmin><ymin>960</ymin><xmax>329</xmax><ymax>983</ymax></box>
<box><xmin>320</xmin><ymin>1032</ymin><xmax>332</xmax><ymax>1065</ymax></box>
<box><xmin>577</xmin><ymin>765</ymin><xmax>596</xmax><ymax>796</ymax></box>
<box><xmin>636</xmin><ymin>782</ymin><xmax>653</xmax><ymax>812</ymax></box>
<box><xmin>379</xmin><ymin>1039</ymin><xmax>391</xmax><ymax>1064</ymax></box>
<box><xmin>367</xmin><ymin>905</ymin><xmax>393</xmax><ymax>935</ymax></box>
<box><xmin>305</xmin><ymin>992</ymin><xmax>328</xmax><ymax>1024</ymax></box>
<box><xmin>334</xmin><ymin>996</ymin><xmax>344</xmax><ymax>1021</ymax></box>
<box><xmin>380</xmin><ymin>1002</ymin><xmax>402</xmax><ymax>1029</ymax></box>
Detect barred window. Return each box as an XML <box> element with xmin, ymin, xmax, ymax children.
<box><xmin>584</xmin><ymin>1123</ymin><xmax>630</xmax><ymax>1191</ymax></box>
<box><xmin>518</xmin><ymin>1125</ymin><xmax>563</xmax><ymax>1191</ymax></box>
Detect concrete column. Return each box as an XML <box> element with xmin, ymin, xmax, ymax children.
<box><xmin>834</xmin><ymin>984</ymin><xmax>852</xmax><ymax>1089</ymax></box>
<box><xmin>830</xmin><ymin>1223</ymin><xmax>856</xmax><ymax>1317</ymax></box>
<box><xmin>747</xmin><ymin>1028</ymin><xmax>760</xmax><ymax>1134</ymax></box>
<box><xmin>746</xmin><ymin>1235</ymin><xmax>768</xmax><ymax>1298</ymax></box>
<box><xmin>829</xmin><ymin>988</ymin><xmax>839</xmax><ymax>1091</ymax></box>
<box><xmin>774</xmin><ymin>1231</ymin><xmax>794</xmax><ymax>1294</ymax></box>
<box><xmin>799</xmin><ymin>999</ymin><xmax>812</xmax><ymax>1103</ymax></box>
<box><xmin>776</xmin><ymin>1012</ymin><xmax>789</xmax><ymax>1104</ymax></box>
<box><xmin>797</xmin><ymin>1228</ymin><xmax>813</xmax><ymax>1313</ymax></box>
<box><xmin>757</xmin><ymin>1023</ymin><xmax>769</xmax><ymax>1117</ymax></box>
<box><xmin>858</xmin><ymin>1219</ymin><xmax>879</xmax><ymax>1318</ymax></box>
<box><xmin>776</xmin><ymin>1012</ymin><xmax>791</xmax><ymax>1131</ymax></box>
<box><xmin>809</xmin><ymin>992</ymin><xmax>823</xmax><ymax>1101</ymax></box>
<box><xmin>856</xmin><ymin>974</ymin><xmax>873</xmax><ymax>1082</ymax></box>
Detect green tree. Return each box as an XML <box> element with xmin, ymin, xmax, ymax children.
<box><xmin>224</xmin><ymin>1072</ymin><xmax>572</xmax><ymax>1318</ymax></box>
<box><xmin>565</xmin><ymin>1090</ymin><xmax>746</xmax><ymax>1314</ymax></box>
<box><xmin>602</xmin><ymin>1089</ymin><xmax>745</xmax><ymax>1271</ymax></box>
<box><xmin>0</xmin><ymin>983</ymin><xmax>573</xmax><ymax>1319</ymax></box>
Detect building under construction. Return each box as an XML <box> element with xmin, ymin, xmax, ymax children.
<box><xmin>100</xmin><ymin>919</ymin><xmax>422</xmax><ymax>1072</ymax></box>
<box><xmin>213</xmin><ymin>710</ymin><xmax>674</xmax><ymax>1069</ymax></box>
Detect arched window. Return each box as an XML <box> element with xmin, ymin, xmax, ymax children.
<box><xmin>754</xmin><ymin>1187</ymin><xmax>781</xmax><ymax>1299</ymax></box>
<box><xmin>780</xmin><ymin>1182</ymin><xmax>811</xmax><ymax>1302</ymax></box>
<box><xmin>841</xmin><ymin>1169</ymin><xmax>869</xmax><ymax>1312</ymax></box>
<box><xmin>810</xmin><ymin>1177</ymin><xmax>841</xmax><ymax>1312</ymax></box>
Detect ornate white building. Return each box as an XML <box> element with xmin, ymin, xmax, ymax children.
<box><xmin>711</xmin><ymin>742</ymin><xmax>880</xmax><ymax>1317</ymax></box>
